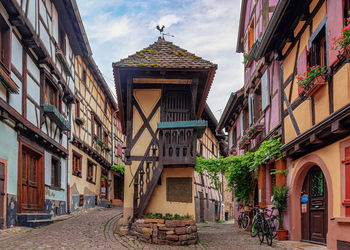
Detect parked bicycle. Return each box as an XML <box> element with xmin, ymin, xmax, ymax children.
<box><xmin>237</xmin><ymin>208</ymin><xmax>251</xmax><ymax>230</ymax></box>
<box><xmin>250</xmin><ymin>206</ymin><xmax>278</xmax><ymax>246</ymax></box>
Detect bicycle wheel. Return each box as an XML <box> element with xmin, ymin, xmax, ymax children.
<box><xmin>250</xmin><ymin>220</ymin><xmax>257</xmax><ymax>237</ymax></box>
<box><xmin>241</xmin><ymin>214</ymin><xmax>249</xmax><ymax>230</ymax></box>
<box><xmin>257</xmin><ymin>220</ymin><xmax>264</xmax><ymax>244</ymax></box>
<box><xmin>269</xmin><ymin>216</ymin><xmax>279</xmax><ymax>239</ymax></box>
<box><xmin>265</xmin><ymin>224</ymin><xmax>273</xmax><ymax>246</ymax></box>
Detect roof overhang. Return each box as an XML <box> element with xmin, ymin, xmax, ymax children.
<box><xmin>255</xmin><ymin>0</ymin><xmax>309</xmax><ymax>59</ymax></box>
<box><xmin>236</xmin><ymin>0</ymin><xmax>248</xmax><ymax>53</ymax></box>
<box><xmin>113</xmin><ymin>67</ymin><xmax>216</xmax><ymax>134</ymax></box>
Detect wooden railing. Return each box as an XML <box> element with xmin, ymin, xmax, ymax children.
<box><xmin>159</xmin><ymin>128</ymin><xmax>197</xmax><ymax>166</ymax></box>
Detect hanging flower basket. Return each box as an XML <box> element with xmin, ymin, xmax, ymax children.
<box><xmin>75</xmin><ymin>117</ymin><xmax>85</xmax><ymax>126</ymax></box>
<box><xmin>301</xmin><ymin>75</ymin><xmax>327</xmax><ymax>97</ymax></box>
<box><xmin>229</xmin><ymin>147</ymin><xmax>237</xmax><ymax>156</ymax></box>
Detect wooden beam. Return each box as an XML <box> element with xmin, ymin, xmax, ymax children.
<box><xmin>331</xmin><ymin>120</ymin><xmax>347</xmax><ymax>134</ymax></box>
<box><xmin>310</xmin><ymin>134</ymin><xmax>323</xmax><ymax>145</ymax></box>
<box><xmin>133</xmin><ymin>78</ymin><xmax>192</xmax><ymax>84</ymax></box>
<box><xmin>294</xmin><ymin>144</ymin><xmax>304</xmax><ymax>153</ymax></box>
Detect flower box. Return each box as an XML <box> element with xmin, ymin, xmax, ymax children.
<box><xmin>248</xmin><ymin>124</ymin><xmax>264</xmax><ymax>140</ymax></box>
<box><xmin>95</xmin><ymin>138</ymin><xmax>104</xmax><ymax>146</ymax></box>
<box><xmin>229</xmin><ymin>147</ymin><xmax>237</xmax><ymax>156</ymax></box>
<box><xmin>238</xmin><ymin>138</ymin><xmax>250</xmax><ymax>150</ymax></box>
<box><xmin>301</xmin><ymin>75</ymin><xmax>327</xmax><ymax>97</ymax></box>
<box><xmin>75</xmin><ymin>117</ymin><xmax>85</xmax><ymax>126</ymax></box>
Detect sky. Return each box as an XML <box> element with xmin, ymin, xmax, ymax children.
<box><xmin>76</xmin><ymin>0</ymin><xmax>244</xmax><ymax>120</ymax></box>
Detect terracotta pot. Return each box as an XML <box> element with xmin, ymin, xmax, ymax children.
<box><xmin>276</xmin><ymin>229</ymin><xmax>288</xmax><ymax>241</ymax></box>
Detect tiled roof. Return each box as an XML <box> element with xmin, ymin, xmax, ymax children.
<box><xmin>113</xmin><ymin>37</ymin><xmax>217</xmax><ymax>69</ymax></box>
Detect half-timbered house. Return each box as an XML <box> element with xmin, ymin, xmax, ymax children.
<box><xmin>255</xmin><ymin>0</ymin><xmax>350</xmax><ymax>248</ymax></box>
<box><xmin>113</xmin><ymin>36</ymin><xmax>216</xmax><ymax>245</ymax></box>
<box><xmin>0</xmin><ymin>0</ymin><xmax>81</xmax><ymax>227</ymax></box>
<box><xmin>233</xmin><ymin>0</ymin><xmax>286</xmax><ymax>213</ymax></box>
<box><xmin>70</xmin><ymin>54</ymin><xmax>125</xmax><ymax>212</ymax></box>
<box><xmin>194</xmin><ymin>104</ymin><xmax>233</xmax><ymax>222</ymax></box>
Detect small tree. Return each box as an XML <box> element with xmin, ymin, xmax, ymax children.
<box><xmin>272</xmin><ymin>184</ymin><xmax>289</xmax><ymax>229</ymax></box>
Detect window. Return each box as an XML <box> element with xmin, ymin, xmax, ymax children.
<box><xmin>270</xmin><ymin>165</ymin><xmax>276</xmax><ymax>202</ymax></box>
<box><xmin>118</xmin><ymin>142</ymin><xmax>122</xmax><ymax>157</ymax></box>
<box><xmin>82</xmin><ymin>69</ymin><xmax>86</xmax><ymax>85</ymax></box>
<box><xmin>0</xmin><ymin>13</ymin><xmax>11</xmax><ymax>71</ymax></box>
<box><xmin>231</xmin><ymin>127</ymin><xmax>237</xmax><ymax>146</ymax></box>
<box><xmin>75</xmin><ymin>100</ymin><xmax>80</xmax><ymax>118</ymax></box>
<box><xmin>261</xmin><ymin>69</ymin><xmax>270</xmax><ymax>111</ymax></box>
<box><xmin>51</xmin><ymin>158</ymin><xmax>61</xmax><ymax>188</ymax></box>
<box><xmin>93</xmin><ymin>116</ymin><xmax>102</xmax><ymax>139</ymax></box>
<box><xmin>344</xmin><ymin>0</ymin><xmax>350</xmax><ymax>23</ymax></box>
<box><xmin>58</xmin><ymin>26</ymin><xmax>66</xmax><ymax>54</ymax></box>
<box><xmin>72</xmin><ymin>152</ymin><xmax>81</xmax><ymax>177</ymax></box>
<box><xmin>87</xmin><ymin>161</ymin><xmax>94</xmax><ymax>183</ymax></box>
<box><xmin>309</xmin><ymin>27</ymin><xmax>326</xmax><ymax>68</ymax></box>
<box><xmin>249</xmin><ymin>20</ymin><xmax>255</xmax><ymax>49</ymax></box>
<box><xmin>44</xmin><ymin>79</ymin><xmax>59</xmax><ymax>109</ymax></box>
<box><xmin>104</xmin><ymin>132</ymin><xmax>108</xmax><ymax>148</ymax></box>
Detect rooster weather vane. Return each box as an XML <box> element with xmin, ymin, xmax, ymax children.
<box><xmin>156</xmin><ymin>25</ymin><xmax>175</xmax><ymax>39</ymax></box>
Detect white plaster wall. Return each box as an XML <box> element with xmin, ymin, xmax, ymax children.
<box><xmin>9</xmin><ymin>74</ymin><xmax>22</xmax><ymax>114</ymax></box>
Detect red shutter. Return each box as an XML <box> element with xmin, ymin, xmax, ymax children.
<box><xmin>118</xmin><ymin>143</ymin><xmax>122</xmax><ymax>156</ymax></box>
<box><xmin>297</xmin><ymin>47</ymin><xmax>308</xmax><ymax>95</ymax></box>
<box><xmin>327</xmin><ymin>0</ymin><xmax>344</xmax><ymax>66</ymax></box>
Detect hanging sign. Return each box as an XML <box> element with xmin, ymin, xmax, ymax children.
<box><xmin>301</xmin><ymin>194</ymin><xmax>308</xmax><ymax>203</ymax></box>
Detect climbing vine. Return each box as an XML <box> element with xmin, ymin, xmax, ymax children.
<box><xmin>111</xmin><ymin>164</ymin><xmax>125</xmax><ymax>175</ymax></box>
<box><xmin>195</xmin><ymin>138</ymin><xmax>282</xmax><ymax>202</ymax></box>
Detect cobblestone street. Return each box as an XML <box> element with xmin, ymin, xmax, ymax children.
<box><xmin>0</xmin><ymin>206</ymin><xmax>326</xmax><ymax>250</ymax></box>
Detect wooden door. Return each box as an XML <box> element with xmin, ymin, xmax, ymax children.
<box><xmin>301</xmin><ymin>166</ymin><xmax>328</xmax><ymax>244</ymax></box>
<box><xmin>0</xmin><ymin>160</ymin><xmax>6</xmax><ymax>226</ymax></box>
<box><xmin>199</xmin><ymin>192</ymin><xmax>204</xmax><ymax>222</ymax></box>
<box><xmin>20</xmin><ymin>148</ymin><xmax>42</xmax><ymax>212</ymax></box>
<box><xmin>114</xmin><ymin>175</ymin><xmax>123</xmax><ymax>200</ymax></box>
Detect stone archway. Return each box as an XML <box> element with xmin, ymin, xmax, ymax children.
<box><xmin>289</xmin><ymin>154</ymin><xmax>333</xmax><ymax>243</ymax></box>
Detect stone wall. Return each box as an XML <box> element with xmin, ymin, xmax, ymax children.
<box><xmin>129</xmin><ymin>218</ymin><xmax>198</xmax><ymax>246</ymax></box>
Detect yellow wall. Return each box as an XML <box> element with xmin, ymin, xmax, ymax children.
<box><xmin>312</xmin><ymin>2</ymin><xmax>326</xmax><ymax>33</ymax></box>
<box><xmin>333</xmin><ymin>63</ymin><xmax>350</xmax><ymax>112</ymax></box>
<box><xmin>145</xmin><ymin>168</ymin><xmax>195</xmax><ymax>218</ymax></box>
<box><xmin>314</xmin><ymin>84</ymin><xmax>329</xmax><ymax>124</ymax></box>
<box><xmin>292</xmin><ymin>100</ymin><xmax>312</xmax><ymax>134</ymax></box>
<box><xmin>290</xmin><ymin>136</ymin><xmax>350</xmax><ymax>218</ymax></box>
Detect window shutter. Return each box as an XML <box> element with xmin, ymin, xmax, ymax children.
<box><xmin>253</xmin><ymin>93</ymin><xmax>259</xmax><ymax>122</ymax></box>
<box><xmin>297</xmin><ymin>47</ymin><xmax>308</xmax><ymax>95</ymax></box>
<box><xmin>327</xmin><ymin>0</ymin><xmax>344</xmax><ymax>66</ymax></box>
<box><xmin>248</xmin><ymin>94</ymin><xmax>253</xmax><ymax>125</ymax></box>
<box><xmin>261</xmin><ymin>69</ymin><xmax>270</xmax><ymax>111</ymax></box>
<box><xmin>118</xmin><ymin>143</ymin><xmax>122</xmax><ymax>156</ymax></box>
<box><xmin>240</xmin><ymin>112</ymin><xmax>244</xmax><ymax>137</ymax></box>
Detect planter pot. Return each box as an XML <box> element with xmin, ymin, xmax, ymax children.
<box><xmin>302</xmin><ymin>75</ymin><xmax>327</xmax><ymax>97</ymax></box>
<box><xmin>249</xmin><ymin>125</ymin><xmax>263</xmax><ymax>139</ymax></box>
<box><xmin>337</xmin><ymin>43</ymin><xmax>350</xmax><ymax>61</ymax></box>
<box><xmin>75</xmin><ymin>118</ymin><xmax>85</xmax><ymax>126</ymax></box>
<box><xmin>276</xmin><ymin>229</ymin><xmax>288</xmax><ymax>241</ymax></box>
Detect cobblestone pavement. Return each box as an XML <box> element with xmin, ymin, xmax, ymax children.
<box><xmin>0</xmin><ymin>208</ymin><xmax>324</xmax><ymax>250</ymax></box>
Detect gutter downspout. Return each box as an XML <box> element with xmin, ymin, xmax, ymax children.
<box><xmin>216</xmin><ymin>135</ymin><xmax>224</xmax><ymax>221</ymax></box>
<box><xmin>109</xmin><ymin>110</ymin><xmax>118</xmax><ymax>202</ymax></box>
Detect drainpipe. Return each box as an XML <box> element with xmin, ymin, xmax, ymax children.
<box><xmin>67</xmin><ymin>101</ymin><xmax>74</xmax><ymax>214</ymax></box>
<box><xmin>216</xmin><ymin>137</ymin><xmax>223</xmax><ymax>221</ymax></box>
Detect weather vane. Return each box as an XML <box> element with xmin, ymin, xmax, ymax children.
<box><xmin>156</xmin><ymin>25</ymin><xmax>175</xmax><ymax>39</ymax></box>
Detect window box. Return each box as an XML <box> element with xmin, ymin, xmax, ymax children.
<box><xmin>0</xmin><ymin>64</ymin><xmax>19</xmax><ymax>94</ymax></box>
<box><xmin>248</xmin><ymin>124</ymin><xmax>264</xmax><ymax>140</ymax></box>
<box><xmin>75</xmin><ymin>117</ymin><xmax>85</xmax><ymax>126</ymax></box>
<box><xmin>301</xmin><ymin>75</ymin><xmax>327</xmax><ymax>97</ymax></box>
<box><xmin>95</xmin><ymin>138</ymin><xmax>104</xmax><ymax>146</ymax></box>
<box><xmin>56</xmin><ymin>47</ymin><xmax>72</xmax><ymax>77</ymax></box>
<box><xmin>238</xmin><ymin>136</ymin><xmax>250</xmax><ymax>150</ymax></box>
<box><xmin>42</xmin><ymin>104</ymin><xmax>71</xmax><ymax>131</ymax></box>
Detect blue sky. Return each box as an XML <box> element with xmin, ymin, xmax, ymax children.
<box><xmin>76</xmin><ymin>0</ymin><xmax>243</xmax><ymax>120</ymax></box>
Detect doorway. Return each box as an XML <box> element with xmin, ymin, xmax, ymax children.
<box><xmin>301</xmin><ymin>166</ymin><xmax>328</xmax><ymax>244</ymax></box>
<box><xmin>113</xmin><ymin>175</ymin><xmax>123</xmax><ymax>201</ymax></box>
<box><xmin>19</xmin><ymin>146</ymin><xmax>43</xmax><ymax>213</ymax></box>
<box><xmin>199</xmin><ymin>192</ymin><xmax>204</xmax><ymax>222</ymax></box>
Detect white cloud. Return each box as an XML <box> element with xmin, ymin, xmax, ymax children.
<box><xmin>76</xmin><ymin>0</ymin><xmax>244</xmax><ymax>120</ymax></box>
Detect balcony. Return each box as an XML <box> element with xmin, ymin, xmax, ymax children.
<box><xmin>158</xmin><ymin>120</ymin><xmax>207</xmax><ymax>166</ymax></box>
<box><xmin>42</xmin><ymin>104</ymin><xmax>71</xmax><ymax>131</ymax></box>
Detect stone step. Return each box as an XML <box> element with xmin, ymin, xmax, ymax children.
<box><xmin>17</xmin><ymin>213</ymin><xmax>53</xmax><ymax>228</ymax></box>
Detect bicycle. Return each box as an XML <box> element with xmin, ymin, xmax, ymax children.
<box><xmin>237</xmin><ymin>209</ymin><xmax>250</xmax><ymax>230</ymax></box>
<box><xmin>250</xmin><ymin>207</ymin><xmax>274</xmax><ymax>246</ymax></box>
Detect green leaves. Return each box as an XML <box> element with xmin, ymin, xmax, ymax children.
<box><xmin>195</xmin><ymin>138</ymin><xmax>282</xmax><ymax>203</ymax></box>
<box><xmin>271</xmin><ymin>184</ymin><xmax>289</xmax><ymax>227</ymax></box>
<box><xmin>112</xmin><ymin>164</ymin><xmax>125</xmax><ymax>175</ymax></box>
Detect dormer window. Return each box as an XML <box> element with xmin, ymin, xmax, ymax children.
<box><xmin>44</xmin><ymin>78</ymin><xmax>60</xmax><ymax>111</ymax></box>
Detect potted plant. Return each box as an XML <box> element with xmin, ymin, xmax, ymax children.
<box><xmin>332</xmin><ymin>17</ymin><xmax>350</xmax><ymax>59</ymax></box>
<box><xmin>297</xmin><ymin>65</ymin><xmax>327</xmax><ymax>97</ymax></box>
<box><xmin>271</xmin><ymin>184</ymin><xmax>289</xmax><ymax>240</ymax></box>
<box><xmin>246</xmin><ymin>123</ymin><xmax>264</xmax><ymax>139</ymax></box>
<box><xmin>95</xmin><ymin>137</ymin><xmax>104</xmax><ymax>146</ymax></box>
<box><xmin>75</xmin><ymin>117</ymin><xmax>85</xmax><ymax>126</ymax></box>
<box><xmin>229</xmin><ymin>147</ymin><xmax>237</xmax><ymax>156</ymax></box>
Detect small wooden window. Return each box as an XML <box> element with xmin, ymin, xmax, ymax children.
<box><xmin>166</xmin><ymin>178</ymin><xmax>192</xmax><ymax>203</ymax></box>
<box><xmin>51</xmin><ymin>158</ymin><xmax>61</xmax><ymax>188</ymax></box>
<box><xmin>72</xmin><ymin>152</ymin><xmax>81</xmax><ymax>177</ymax></box>
<box><xmin>0</xmin><ymin>13</ymin><xmax>11</xmax><ymax>72</ymax></box>
<box><xmin>104</xmin><ymin>132</ymin><xmax>108</xmax><ymax>148</ymax></box>
<box><xmin>87</xmin><ymin>161</ymin><xmax>94</xmax><ymax>183</ymax></box>
<box><xmin>75</xmin><ymin>100</ymin><xmax>80</xmax><ymax>118</ymax></box>
<box><xmin>82</xmin><ymin>69</ymin><xmax>86</xmax><ymax>85</ymax></box>
<box><xmin>44</xmin><ymin>79</ymin><xmax>59</xmax><ymax>110</ymax></box>
<box><xmin>310</xmin><ymin>28</ymin><xmax>326</xmax><ymax>67</ymax></box>
<box><xmin>93</xmin><ymin>117</ymin><xmax>102</xmax><ymax>139</ymax></box>
<box><xmin>58</xmin><ymin>26</ymin><xmax>66</xmax><ymax>55</ymax></box>
<box><xmin>344</xmin><ymin>0</ymin><xmax>350</xmax><ymax>23</ymax></box>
